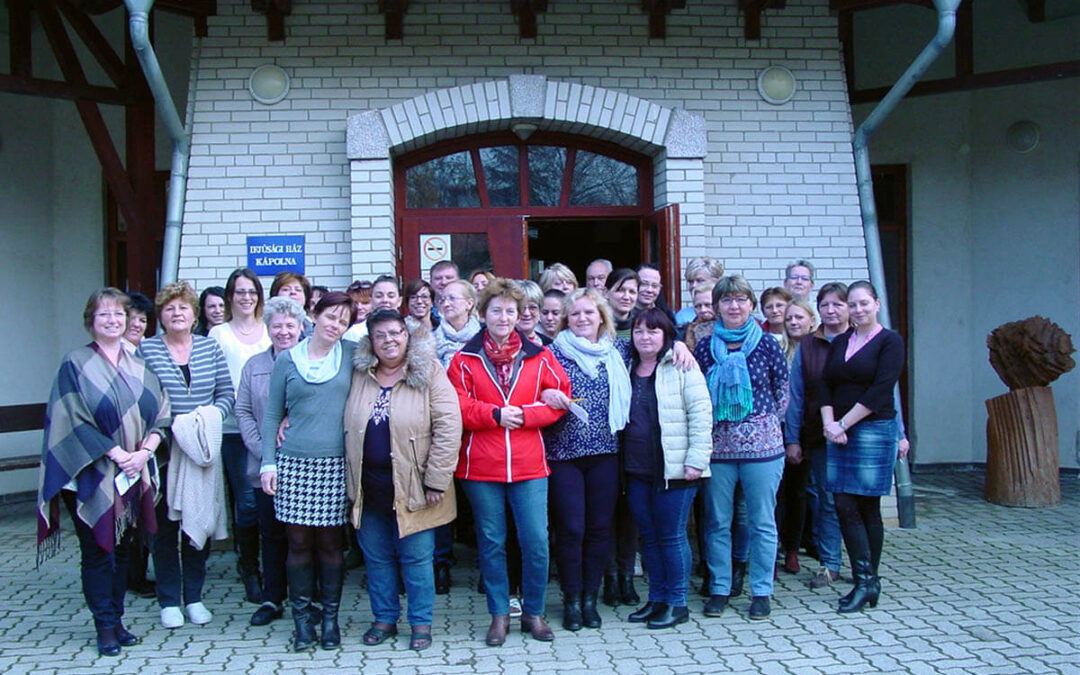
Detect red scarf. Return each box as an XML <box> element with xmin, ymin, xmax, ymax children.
<box><xmin>483</xmin><ymin>329</ymin><xmax>522</xmax><ymax>395</ymax></box>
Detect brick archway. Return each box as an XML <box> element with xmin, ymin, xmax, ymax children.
<box><xmin>346</xmin><ymin>75</ymin><xmax>706</xmax><ymax>279</ymax></box>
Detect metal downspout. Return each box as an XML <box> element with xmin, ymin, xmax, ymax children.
<box><xmin>125</xmin><ymin>0</ymin><xmax>188</xmax><ymax>284</ymax></box>
<box><xmin>852</xmin><ymin>0</ymin><xmax>962</xmax><ymax>528</ymax></box>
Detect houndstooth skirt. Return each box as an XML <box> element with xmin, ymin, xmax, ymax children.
<box><xmin>274</xmin><ymin>453</ymin><xmax>348</xmax><ymax>527</ymax></box>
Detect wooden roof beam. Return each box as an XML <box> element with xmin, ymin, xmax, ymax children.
<box><xmin>252</xmin><ymin>0</ymin><xmax>290</xmax><ymax>42</ymax></box>
<box><xmin>57</xmin><ymin>0</ymin><xmax>126</xmax><ymax>87</ymax></box>
<box><xmin>512</xmin><ymin>0</ymin><xmax>547</xmax><ymax>39</ymax></box>
<box><xmin>851</xmin><ymin>59</ymin><xmax>1080</xmax><ymax>103</ymax></box>
<box><xmin>830</xmin><ymin>0</ymin><xmax>932</xmax><ymax>11</ymax></box>
<box><xmin>379</xmin><ymin>0</ymin><xmax>407</xmax><ymax>40</ymax></box>
<box><xmin>640</xmin><ymin>0</ymin><xmax>686</xmax><ymax>39</ymax></box>
<box><xmin>156</xmin><ymin>0</ymin><xmax>216</xmax><ymax>37</ymax></box>
<box><xmin>8</xmin><ymin>0</ymin><xmax>33</xmax><ymax>77</ymax></box>
<box><xmin>738</xmin><ymin>0</ymin><xmax>784</xmax><ymax>40</ymax></box>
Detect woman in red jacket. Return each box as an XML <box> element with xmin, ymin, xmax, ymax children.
<box><xmin>447</xmin><ymin>278</ymin><xmax>570</xmax><ymax>647</ymax></box>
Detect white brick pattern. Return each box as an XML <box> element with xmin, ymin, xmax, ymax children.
<box><xmin>178</xmin><ymin>0</ymin><xmax>868</xmax><ymax>297</ymax></box>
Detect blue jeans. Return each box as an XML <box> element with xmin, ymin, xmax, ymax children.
<box><xmin>152</xmin><ymin>465</ymin><xmax>211</xmax><ymax>607</ymax></box>
<box><xmin>704</xmin><ymin>457</ymin><xmax>784</xmax><ymax>597</ymax></box>
<box><xmin>63</xmin><ymin>492</ymin><xmax>131</xmax><ymax>630</ymax></box>
<box><xmin>221</xmin><ymin>433</ymin><xmax>258</xmax><ymax>528</ymax></box>
<box><xmin>808</xmin><ymin>445</ymin><xmax>842</xmax><ymax>572</ymax></box>
<box><xmin>356</xmin><ymin>509</ymin><xmax>435</xmax><ymax>626</ymax></box>
<box><xmin>461</xmin><ymin>478</ymin><xmax>549</xmax><ymax>617</ymax></box>
<box><xmin>626</xmin><ymin>479</ymin><xmax>697</xmax><ymax>607</ymax></box>
<box><xmin>255</xmin><ymin>489</ymin><xmax>287</xmax><ymax>604</ymax></box>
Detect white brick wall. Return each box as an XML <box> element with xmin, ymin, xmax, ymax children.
<box><xmin>178</xmin><ymin>0</ymin><xmax>868</xmax><ymax>297</ymax></box>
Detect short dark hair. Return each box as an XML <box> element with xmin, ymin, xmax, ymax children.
<box><xmin>605</xmin><ymin>268</ymin><xmax>640</xmax><ymax>292</ymax></box>
<box><xmin>312</xmin><ymin>291</ymin><xmax>356</xmax><ymax>325</ymax></box>
<box><xmin>366</xmin><ymin>308</ymin><xmax>407</xmax><ymax>337</ymax></box>
<box><xmin>372</xmin><ymin>274</ymin><xmax>399</xmax><ymax>293</ymax></box>
<box><xmin>816</xmin><ymin>281</ymin><xmax>849</xmax><ymax>307</ymax></box>
<box><xmin>847</xmin><ymin>280</ymin><xmax>878</xmax><ymax>300</ymax></box>
<box><xmin>224</xmin><ymin>267</ymin><xmax>265</xmax><ymax>321</ymax></box>
<box><xmin>629</xmin><ymin>307</ymin><xmax>676</xmax><ymax>363</ymax></box>
<box><xmin>127</xmin><ymin>291</ymin><xmax>154</xmax><ymax>321</ymax></box>
<box><xmin>430</xmin><ymin>260</ymin><xmax>459</xmax><ymax>276</ymax></box>
<box><xmin>270</xmin><ymin>271</ymin><xmax>312</xmax><ymax>307</ymax></box>
<box><xmin>543</xmin><ymin>288</ymin><xmax>566</xmax><ymax>301</ymax></box>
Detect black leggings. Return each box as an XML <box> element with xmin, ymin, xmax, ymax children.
<box><xmin>833</xmin><ymin>493</ymin><xmax>883</xmax><ymax>572</ymax></box>
<box><xmin>285</xmin><ymin>524</ymin><xmax>344</xmax><ymax>568</ymax></box>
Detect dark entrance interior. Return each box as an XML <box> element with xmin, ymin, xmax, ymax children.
<box><xmin>527</xmin><ymin>218</ymin><xmax>641</xmax><ymax>283</ymax></box>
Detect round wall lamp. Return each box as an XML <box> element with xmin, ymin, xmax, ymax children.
<box><xmin>248</xmin><ymin>64</ymin><xmax>290</xmax><ymax>105</ymax></box>
<box><xmin>757</xmin><ymin>65</ymin><xmax>796</xmax><ymax>105</ymax></box>
<box><xmin>1005</xmin><ymin>120</ymin><xmax>1040</xmax><ymax>154</ymax></box>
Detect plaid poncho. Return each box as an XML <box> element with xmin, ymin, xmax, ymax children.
<box><xmin>37</xmin><ymin>344</ymin><xmax>170</xmax><ymax>565</ymax></box>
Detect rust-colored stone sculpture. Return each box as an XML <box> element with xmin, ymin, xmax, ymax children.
<box><xmin>985</xmin><ymin>316</ymin><xmax>1075</xmax><ymax>507</ymax></box>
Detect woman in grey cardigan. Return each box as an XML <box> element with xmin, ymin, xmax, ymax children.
<box><xmin>260</xmin><ymin>292</ymin><xmax>356</xmax><ymax>652</ymax></box>
<box><xmin>235</xmin><ymin>297</ymin><xmax>305</xmax><ymax>627</ymax></box>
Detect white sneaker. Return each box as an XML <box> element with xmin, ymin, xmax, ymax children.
<box><xmin>508</xmin><ymin>596</ymin><xmax>523</xmax><ymax>619</ymax></box>
<box><xmin>160</xmin><ymin>606</ymin><xmax>185</xmax><ymax>629</ymax></box>
<box><xmin>185</xmin><ymin>602</ymin><xmax>213</xmax><ymax>625</ymax></box>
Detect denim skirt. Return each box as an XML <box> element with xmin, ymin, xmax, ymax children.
<box><xmin>826</xmin><ymin>418</ymin><xmax>898</xmax><ymax>497</ymax></box>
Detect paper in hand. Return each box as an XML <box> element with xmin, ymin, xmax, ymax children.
<box><xmin>568</xmin><ymin>401</ymin><xmax>589</xmax><ymax>424</ymax></box>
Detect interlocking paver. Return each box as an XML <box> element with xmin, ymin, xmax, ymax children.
<box><xmin>2</xmin><ymin>470</ymin><xmax>1077</xmax><ymax>674</ymax></box>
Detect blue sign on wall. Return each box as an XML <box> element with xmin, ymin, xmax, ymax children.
<box><xmin>247</xmin><ymin>235</ymin><xmax>305</xmax><ymax>276</ymax></box>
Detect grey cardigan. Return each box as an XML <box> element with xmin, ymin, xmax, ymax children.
<box><xmin>235</xmin><ymin>347</ymin><xmax>275</xmax><ymax>487</ymax></box>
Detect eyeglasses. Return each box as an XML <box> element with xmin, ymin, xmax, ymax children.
<box><xmin>638</xmin><ymin>282</ymin><xmax>662</xmax><ymax>290</ymax></box>
<box><xmin>347</xmin><ymin>281</ymin><xmax>373</xmax><ymax>292</ymax></box>
<box><xmin>787</xmin><ymin>274</ymin><xmax>812</xmax><ymax>282</ymax></box>
<box><xmin>94</xmin><ymin>311</ymin><xmax>127</xmax><ymax>320</ymax></box>
<box><xmin>718</xmin><ymin>296</ymin><xmax>751</xmax><ymax>306</ymax></box>
<box><xmin>233</xmin><ymin>289</ymin><xmax>260</xmax><ymax>296</ymax></box>
<box><xmin>436</xmin><ymin>295</ymin><xmax>464</xmax><ymax>305</ymax></box>
<box><xmin>372</xmin><ymin>328</ymin><xmax>408</xmax><ymax>342</ymax></box>
<box><xmin>408</xmin><ymin>294</ymin><xmax>432</xmax><ymax>302</ymax></box>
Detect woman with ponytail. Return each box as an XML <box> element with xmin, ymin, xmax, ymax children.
<box><xmin>693</xmin><ymin>275</ymin><xmax>789</xmax><ymax>621</ymax></box>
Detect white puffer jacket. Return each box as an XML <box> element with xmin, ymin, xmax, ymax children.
<box><xmin>652</xmin><ymin>351</ymin><xmax>713</xmax><ymax>482</ymax></box>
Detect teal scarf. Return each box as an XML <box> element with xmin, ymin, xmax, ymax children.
<box><xmin>290</xmin><ymin>338</ymin><xmax>342</xmax><ymax>384</ymax></box>
<box><xmin>707</xmin><ymin>319</ymin><xmax>763</xmax><ymax>422</ymax></box>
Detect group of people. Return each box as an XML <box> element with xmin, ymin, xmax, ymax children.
<box><xmin>37</xmin><ymin>255</ymin><xmax>906</xmax><ymax>657</ymax></box>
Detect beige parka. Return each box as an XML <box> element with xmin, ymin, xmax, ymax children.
<box><xmin>344</xmin><ymin>332</ymin><xmax>463</xmax><ymax>538</ymax></box>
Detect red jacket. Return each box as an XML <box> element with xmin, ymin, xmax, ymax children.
<box><xmin>447</xmin><ymin>330</ymin><xmax>570</xmax><ymax>483</ymax></box>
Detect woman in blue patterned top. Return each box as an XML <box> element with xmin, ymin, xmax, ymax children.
<box><xmin>542</xmin><ymin>288</ymin><xmax>632</xmax><ymax>632</ymax></box>
<box><xmin>693</xmin><ymin>275</ymin><xmax>789</xmax><ymax>621</ymax></box>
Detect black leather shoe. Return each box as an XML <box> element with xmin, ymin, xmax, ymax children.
<box><xmin>115</xmin><ymin>625</ymin><xmax>139</xmax><ymax>647</ymax></box>
<box><xmin>627</xmin><ymin>601</ymin><xmax>665</xmax><ymax>623</ymax></box>
<box><xmin>703</xmin><ymin>594</ymin><xmax>729</xmax><ymax>617</ymax></box>
<box><xmin>647</xmin><ymin>605</ymin><xmax>689</xmax><ymax>629</ymax></box>
<box><xmin>250</xmin><ymin>602</ymin><xmax>284</xmax><ymax>626</ymax></box>
<box><xmin>96</xmin><ymin>627</ymin><xmax>121</xmax><ymax>657</ymax></box>
<box><xmin>749</xmin><ymin>595</ymin><xmax>771</xmax><ymax>620</ymax></box>
<box><xmin>435</xmin><ymin>564</ymin><xmax>451</xmax><ymax>595</ymax></box>
<box><xmin>581</xmin><ymin>590</ymin><xmax>602</xmax><ymax>628</ymax></box>
<box><xmin>602</xmin><ymin>574</ymin><xmax>619</xmax><ymax>607</ymax></box>
<box><xmin>562</xmin><ymin>593</ymin><xmax>583</xmax><ymax>631</ymax></box>
<box><xmin>618</xmin><ymin>574</ymin><xmax>640</xmax><ymax>605</ymax></box>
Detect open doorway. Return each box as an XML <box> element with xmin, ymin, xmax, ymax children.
<box><xmin>527</xmin><ymin>218</ymin><xmax>641</xmax><ymax>283</ymax></box>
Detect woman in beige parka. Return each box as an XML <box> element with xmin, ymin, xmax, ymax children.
<box><xmin>343</xmin><ymin>309</ymin><xmax>462</xmax><ymax>652</ymax></box>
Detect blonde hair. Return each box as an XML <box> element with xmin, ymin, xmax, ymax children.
<box><xmin>445</xmin><ymin>279</ymin><xmax>478</xmax><ymax>317</ymax></box>
<box><xmin>538</xmin><ymin>262</ymin><xmax>579</xmax><ymax>292</ymax></box>
<box><xmin>83</xmin><ymin>287</ymin><xmax>129</xmax><ymax>334</ymax></box>
<box><xmin>559</xmin><ymin>287</ymin><xmax>616</xmax><ymax>340</ymax></box>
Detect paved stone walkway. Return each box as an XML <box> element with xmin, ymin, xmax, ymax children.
<box><xmin>2</xmin><ymin>470</ymin><xmax>1077</xmax><ymax>674</ymax></box>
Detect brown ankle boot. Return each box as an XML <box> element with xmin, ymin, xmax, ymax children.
<box><xmin>485</xmin><ymin>614</ymin><xmax>510</xmax><ymax>646</ymax></box>
<box><xmin>521</xmin><ymin>613</ymin><xmax>555</xmax><ymax>641</ymax></box>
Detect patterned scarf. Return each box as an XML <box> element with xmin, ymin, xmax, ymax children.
<box><xmin>483</xmin><ymin>329</ymin><xmax>522</xmax><ymax>396</ymax></box>
<box><xmin>707</xmin><ymin>318</ymin><xmax>763</xmax><ymax>422</ymax></box>
<box><xmin>38</xmin><ymin>344</ymin><xmax>167</xmax><ymax>565</ymax></box>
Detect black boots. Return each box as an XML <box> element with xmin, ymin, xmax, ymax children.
<box><xmin>628</xmin><ymin>601</ymin><xmax>665</xmax><ymax>623</ymax></box>
<box><xmin>730</xmin><ymin>560</ymin><xmax>747</xmax><ymax>597</ymax></box>
<box><xmin>581</xmin><ymin>590</ymin><xmax>602</xmax><ymax>628</ymax></box>
<box><xmin>434</xmin><ymin>563</ymin><xmax>451</xmax><ymax>595</ymax></box>
<box><xmin>647</xmin><ymin>605</ymin><xmax>688</xmax><ymax>629</ymax></box>
<box><xmin>237</xmin><ymin>525</ymin><xmax>262</xmax><ymax>604</ymax></box>
<box><xmin>562</xmin><ymin>592</ymin><xmax>583</xmax><ymax>631</ymax></box>
<box><xmin>286</xmin><ymin>563</ymin><xmax>317</xmax><ymax>652</ymax></box>
<box><xmin>838</xmin><ymin>557</ymin><xmax>879</xmax><ymax>613</ymax></box>
<box><xmin>319</xmin><ymin>564</ymin><xmax>345</xmax><ymax>649</ymax></box>
<box><xmin>602</xmin><ymin>574</ymin><xmax>619</xmax><ymax>606</ymax></box>
<box><xmin>618</xmin><ymin>574</ymin><xmax>640</xmax><ymax>605</ymax></box>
